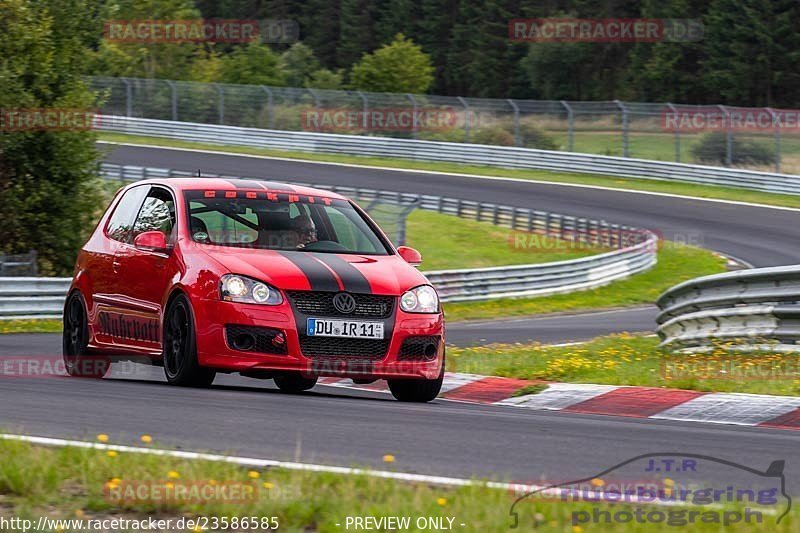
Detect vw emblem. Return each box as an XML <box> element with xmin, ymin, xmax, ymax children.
<box><xmin>333</xmin><ymin>292</ymin><xmax>357</xmax><ymax>314</ymax></box>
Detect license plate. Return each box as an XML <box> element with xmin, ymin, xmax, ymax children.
<box><xmin>307</xmin><ymin>318</ymin><xmax>384</xmax><ymax>339</ymax></box>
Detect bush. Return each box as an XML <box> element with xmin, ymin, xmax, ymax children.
<box><xmin>691</xmin><ymin>132</ymin><xmax>776</xmax><ymax>166</ymax></box>
<box><xmin>472</xmin><ymin>126</ymin><xmax>516</xmax><ymax>146</ymax></box>
<box><xmin>518</xmin><ymin>123</ymin><xmax>557</xmax><ymax>150</ymax></box>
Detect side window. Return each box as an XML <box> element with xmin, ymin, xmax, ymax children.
<box><xmin>105</xmin><ymin>186</ymin><xmax>149</xmax><ymax>243</ymax></box>
<box><xmin>189</xmin><ymin>201</ymin><xmax>258</xmax><ymax>244</ymax></box>
<box><xmin>133</xmin><ymin>187</ymin><xmax>176</xmax><ymax>240</ymax></box>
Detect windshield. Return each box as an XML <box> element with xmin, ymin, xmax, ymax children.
<box><xmin>184</xmin><ymin>190</ymin><xmax>391</xmax><ymax>255</ymax></box>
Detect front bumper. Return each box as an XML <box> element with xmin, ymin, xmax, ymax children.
<box><xmin>193</xmin><ymin>298</ymin><xmax>444</xmax><ymax>380</ymax></box>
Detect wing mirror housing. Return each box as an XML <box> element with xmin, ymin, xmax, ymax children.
<box><xmin>134</xmin><ymin>231</ymin><xmax>169</xmax><ymax>253</ymax></box>
<box><xmin>397</xmin><ymin>246</ymin><xmax>422</xmax><ymax>266</ymax></box>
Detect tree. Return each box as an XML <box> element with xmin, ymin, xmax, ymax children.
<box><xmin>279</xmin><ymin>43</ymin><xmax>320</xmax><ymax>87</ymax></box>
<box><xmin>86</xmin><ymin>0</ymin><xmax>202</xmax><ymax>79</ymax></box>
<box><xmin>350</xmin><ymin>34</ymin><xmax>434</xmax><ymax>93</ymax></box>
<box><xmin>0</xmin><ymin>0</ymin><xmax>105</xmax><ymax>275</ymax></box>
<box><xmin>218</xmin><ymin>44</ymin><xmax>286</xmax><ymax>86</ymax></box>
<box><xmin>701</xmin><ymin>0</ymin><xmax>800</xmax><ymax>106</ymax></box>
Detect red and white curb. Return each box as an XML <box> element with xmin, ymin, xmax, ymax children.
<box><xmin>319</xmin><ymin>373</ymin><xmax>800</xmax><ymax>430</ymax></box>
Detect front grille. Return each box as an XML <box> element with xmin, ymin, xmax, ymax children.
<box><xmin>398</xmin><ymin>336</ymin><xmax>441</xmax><ymax>361</ymax></box>
<box><xmin>226</xmin><ymin>325</ymin><xmax>287</xmax><ymax>355</ymax></box>
<box><xmin>287</xmin><ymin>291</ymin><xmax>394</xmax><ymax>318</ymax></box>
<box><xmin>299</xmin><ymin>336</ymin><xmax>390</xmax><ymax>358</ymax></box>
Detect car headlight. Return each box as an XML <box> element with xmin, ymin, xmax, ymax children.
<box><xmin>399</xmin><ymin>285</ymin><xmax>439</xmax><ymax>313</ymax></box>
<box><xmin>220</xmin><ymin>275</ymin><xmax>283</xmax><ymax>305</ymax></box>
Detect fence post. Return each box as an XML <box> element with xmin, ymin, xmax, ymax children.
<box><xmin>718</xmin><ymin>105</ymin><xmax>732</xmax><ymax>166</ymax></box>
<box><xmin>561</xmin><ymin>100</ymin><xmax>574</xmax><ymax>151</ymax></box>
<box><xmin>122</xmin><ymin>78</ymin><xmax>133</xmax><ymax>117</ymax></box>
<box><xmin>308</xmin><ymin>88</ymin><xmax>321</xmax><ymax>112</ymax></box>
<box><xmin>357</xmin><ymin>90</ymin><xmax>369</xmax><ymax>135</ymax></box>
<box><xmin>457</xmin><ymin>96</ymin><xmax>470</xmax><ymax>143</ymax></box>
<box><xmin>614</xmin><ymin>100</ymin><xmax>629</xmax><ymax>157</ymax></box>
<box><xmin>213</xmin><ymin>83</ymin><xmax>224</xmax><ymax>124</ymax></box>
<box><xmin>767</xmin><ymin>107</ymin><xmax>781</xmax><ymax>173</ymax></box>
<box><xmin>260</xmin><ymin>86</ymin><xmax>274</xmax><ymax>129</ymax></box>
<box><xmin>667</xmin><ymin>102</ymin><xmax>680</xmax><ymax>162</ymax></box>
<box><xmin>406</xmin><ymin>94</ymin><xmax>417</xmax><ymax>139</ymax></box>
<box><xmin>29</xmin><ymin>250</ymin><xmax>38</xmax><ymax>276</ymax></box>
<box><xmin>507</xmin><ymin>99</ymin><xmax>521</xmax><ymax>147</ymax></box>
<box><xmin>166</xmin><ymin>80</ymin><xmax>177</xmax><ymax>121</ymax></box>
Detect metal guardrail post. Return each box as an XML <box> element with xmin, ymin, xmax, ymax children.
<box><xmin>122</xmin><ymin>78</ymin><xmax>133</xmax><ymax>117</ymax></box>
<box><xmin>561</xmin><ymin>101</ymin><xmax>574</xmax><ymax>152</ymax></box>
<box><xmin>213</xmin><ymin>83</ymin><xmax>225</xmax><ymax>124</ymax></box>
<box><xmin>406</xmin><ymin>94</ymin><xmax>417</xmax><ymax>139</ymax></box>
<box><xmin>166</xmin><ymin>80</ymin><xmax>178</xmax><ymax>121</ymax></box>
<box><xmin>507</xmin><ymin>99</ymin><xmax>521</xmax><ymax>147</ymax></box>
<box><xmin>614</xmin><ymin>100</ymin><xmax>629</xmax><ymax>158</ymax></box>
<box><xmin>767</xmin><ymin>107</ymin><xmax>781</xmax><ymax>173</ymax></box>
<box><xmin>357</xmin><ymin>91</ymin><xmax>369</xmax><ymax>135</ymax></box>
<box><xmin>719</xmin><ymin>105</ymin><xmax>733</xmax><ymax>166</ymax></box>
<box><xmin>308</xmin><ymin>88</ymin><xmax>321</xmax><ymax>112</ymax></box>
<box><xmin>667</xmin><ymin>103</ymin><xmax>680</xmax><ymax>162</ymax></box>
<box><xmin>457</xmin><ymin>97</ymin><xmax>470</xmax><ymax>143</ymax></box>
<box><xmin>260</xmin><ymin>86</ymin><xmax>274</xmax><ymax>129</ymax></box>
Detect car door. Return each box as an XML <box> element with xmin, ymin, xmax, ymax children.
<box><xmin>110</xmin><ymin>186</ymin><xmax>177</xmax><ymax>353</ymax></box>
<box><xmin>90</xmin><ymin>185</ymin><xmax>150</xmax><ymax>348</ymax></box>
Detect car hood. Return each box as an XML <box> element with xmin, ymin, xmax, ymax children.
<box><xmin>199</xmin><ymin>247</ymin><xmax>430</xmax><ymax>295</ymax></box>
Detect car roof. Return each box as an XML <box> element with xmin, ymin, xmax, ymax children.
<box><xmin>132</xmin><ymin>177</ymin><xmax>348</xmax><ymax>200</ymax></box>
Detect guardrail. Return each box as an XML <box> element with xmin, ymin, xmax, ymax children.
<box><xmin>656</xmin><ymin>266</ymin><xmax>800</xmax><ymax>351</ymax></box>
<box><xmin>0</xmin><ymin>277</ymin><xmax>70</xmax><ymax>319</ymax></box>
<box><xmin>98</xmin><ymin>116</ymin><xmax>800</xmax><ymax>195</ymax></box>
<box><xmin>0</xmin><ymin>165</ymin><xmax>657</xmax><ymax>319</ymax></box>
<box><xmin>0</xmin><ymin>251</ymin><xmax>38</xmax><ymax>276</ymax></box>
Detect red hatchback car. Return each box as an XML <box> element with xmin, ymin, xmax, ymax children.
<box><xmin>63</xmin><ymin>178</ymin><xmax>445</xmax><ymax>402</ymax></box>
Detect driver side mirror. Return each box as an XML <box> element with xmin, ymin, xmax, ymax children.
<box><xmin>397</xmin><ymin>246</ymin><xmax>422</xmax><ymax>266</ymax></box>
<box><xmin>134</xmin><ymin>230</ymin><xmax>169</xmax><ymax>253</ymax></box>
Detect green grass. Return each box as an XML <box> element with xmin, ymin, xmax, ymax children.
<box><xmin>406</xmin><ymin>210</ymin><xmax>604</xmax><ymax>270</ymax></box>
<box><xmin>98</xmin><ymin>132</ymin><xmax>800</xmax><ymax>209</ymax></box>
<box><xmin>443</xmin><ymin>242</ymin><xmax>726</xmax><ymax>322</ymax></box>
<box><xmin>0</xmin><ymin>439</ymin><xmax>794</xmax><ymax>531</ymax></box>
<box><xmin>0</xmin><ymin>319</ymin><xmax>62</xmax><ymax>334</ymax></box>
<box><xmin>448</xmin><ymin>334</ymin><xmax>800</xmax><ymax>396</ymax></box>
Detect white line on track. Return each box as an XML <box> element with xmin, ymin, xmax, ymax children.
<box><xmin>0</xmin><ymin>432</ymin><xmax>702</xmax><ymax>508</ymax></box>
<box><xmin>98</xmin><ymin>141</ymin><xmax>800</xmax><ymax>214</ymax></box>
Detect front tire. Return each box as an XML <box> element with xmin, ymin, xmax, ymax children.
<box><xmin>163</xmin><ymin>294</ymin><xmax>216</xmax><ymax>387</ymax></box>
<box><xmin>388</xmin><ymin>360</ymin><xmax>444</xmax><ymax>403</ymax></box>
<box><xmin>62</xmin><ymin>292</ymin><xmax>109</xmax><ymax>378</ymax></box>
<box><xmin>274</xmin><ymin>373</ymin><xmax>318</xmax><ymax>393</ymax></box>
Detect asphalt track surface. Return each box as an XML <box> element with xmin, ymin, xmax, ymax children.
<box><xmin>2</xmin><ymin>143</ymin><xmax>800</xmax><ymax>493</ymax></box>
<box><xmin>2</xmin><ymin>334</ymin><xmax>799</xmax><ymax>490</ymax></box>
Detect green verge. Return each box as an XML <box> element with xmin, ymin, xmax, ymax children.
<box><xmin>406</xmin><ymin>210</ymin><xmax>604</xmax><ymax>270</ymax></box>
<box><xmin>98</xmin><ymin>132</ymin><xmax>800</xmax><ymax>209</ymax></box>
<box><xmin>0</xmin><ymin>319</ymin><xmax>62</xmax><ymax>334</ymax></box>
<box><xmin>448</xmin><ymin>334</ymin><xmax>800</xmax><ymax>396</ymax></box>
<box><xmin>443</xmin><ymin>243</ymin><xmax>726</xmax><ymax>322</ymax></box>
<box><xmin>0</xmin><ymin>439</ymin><xmax>793</xmax><ymax>532</ymax></box>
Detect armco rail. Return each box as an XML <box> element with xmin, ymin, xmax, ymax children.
<box><xmin>97</xmin><ymin>116</ymin><xmax>800</xmax><ymax>195</ymax></box>
<box><xmin>0</xmin><ymin>277</ymin><xmax>71</xmax><ymax>320</ymax></box>
<box><xmin>656</xmin><ymin>266</ymin><xmax>800</xmax><ymax>350</ymax></box>
<box><xmin>0</xmin><ymin>166</ymin><xmax>657</xmax><ymax>319</ymax></box>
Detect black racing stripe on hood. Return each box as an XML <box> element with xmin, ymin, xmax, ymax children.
<box><xmin>311</xmin><ymin>253</ymin><xmax>372</xmax><ymax>294</ymax></box>
<box><xmin>223</xmin><ymin>179</ymin><xmax>295</xmax><ymax>191</ymax></box>
<box><xmin>277</xmin><ymin>251</ymin><xmax>340</xmax><ymax>292</ymax></box>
